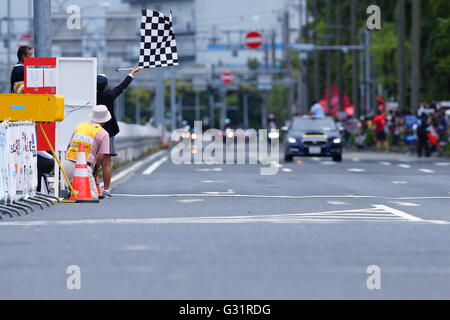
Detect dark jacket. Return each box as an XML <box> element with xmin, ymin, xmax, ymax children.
<box><xmin>10</xmin><ymin>62</ymin><xmax>24</xmax><ymax>93</ymax></box>
<box><xmin>97</xmin><ymin>75</ymin><xmax>133</xmax><ymax>137</ymax></box>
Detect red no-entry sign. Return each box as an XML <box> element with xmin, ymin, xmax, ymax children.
<box><xmin>245</xmin><ymin>31</ymin><xmax>263</xmax><ymax>50</ymax></box>
<box><xmin>221</xmin><ymin>72</ymin><xmax>233</xmax><ymax>84</ymax></box>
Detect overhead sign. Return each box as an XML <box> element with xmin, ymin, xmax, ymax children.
<box><xmin>221</xmin><ymin>72</ymin><xmax>234</xmax><ymax>84</ymax></box>
<box><xmin>257</xmin><ymin>74</ymin><xmax>272</xmax><ymax>91</ymax></box>
<box><xmin>245</xmin><ymin>31</ymin><xmax>263</xmax><ymax>50</ymax></box>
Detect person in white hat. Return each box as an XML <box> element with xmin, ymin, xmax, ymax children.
<box><xmin>62</xmin><ymin>105</ymin><xmax>112</xmax><ymax>200</ymax></box>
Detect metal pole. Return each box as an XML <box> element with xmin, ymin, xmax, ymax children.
<box><xmin>262</xmin><ymin>91</ymin><xmax>268</xmax><ymax>129</ymax></box>
<box><xmin>6</xmin><ymin>0</ymin><xmax>11</xmax><ymax>73</ymax></box>
<box><xmin>351</xmin><ymin>0</ymin><xmax>359</xmax><ymax>116</ymax></box>
<box><xmin>411</xmin><ymin>0</ymin><xmax>421</xmax><ymax>113</ymax></box>
<box><xmin>325</xmin><ymin>0</ymin><xmax>332</xmax><ymax>111</ymax></box>
<box><xmin>243</xmin><ymin>93</ymin><xmax>249</xmax><ymax>130</ymax></box>
<box><xmin>397</xmin><ymin>0</ymin><xmax>406</xmax><ymax>112</ymax></box>
<box><xmin>209</xmin><ymin>93</ymin><xmax>215</xmax><ymax>129</ymax></box>
<box><xmin>33</xmin><ymin>0</ymin><xmax>52</xmax><ymax>57</ymax></box>
<box><xmin>154</xmin><ymin>68</ymin><xmax>165</xmax><ymax>128</ymax></box>
<box><xmin>364</xmin><ymin>29</ymin><xmax>372</xmax><ymax>115</ymax></box>
<box><xmin>135</xmin><ymin>88</ymin><xmax>140</xmax><ymax>124</ymax></box>
<box><xmin>271</xmin><ymin>30</ymin><xmax>276</xmax><ymax>69</ymax></box>
<box><xmin>195</xmin><ymin>91</ymin><xmax>200</xmax><ymax>121</ymax></box>
<box><xmin>170</xmin><ymin>74</ymin><xmax>177</xmax><ymax>130</ymax></box>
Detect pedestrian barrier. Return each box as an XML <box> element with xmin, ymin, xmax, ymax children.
<box><xmin>0</xmin><ymin>121</ymin><xmax>55</xmax><ymax>218</ymax></box>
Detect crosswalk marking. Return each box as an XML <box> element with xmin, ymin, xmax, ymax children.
<box><xmin>0</xmin><ymin>205</ymin><xmax>447</xmax><ymax>226</ymax></box>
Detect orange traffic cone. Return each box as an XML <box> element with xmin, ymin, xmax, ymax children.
<box><xmin>95</xmin><ymin>176</ymin><xmax>104</xmax><ymax>199</ymax></box>
<box><xmin>69</xmin><ymin>144</ymin><xmax>99</xmax><ymax>203</ymax></box>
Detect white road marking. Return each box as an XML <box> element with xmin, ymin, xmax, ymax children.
<box><xmin>1</xmin><ymin>205</ymin><xmax>447</xmax><ymax>226</ymax></box>
<box><xmin>112</xmin><ymin>150</ymin><xmax>167</xmax><ymax>183</ymax></box>
<box><xmin>201</xmin><ymin>180</ymin><xmax>225</xmax><ymax>183</ymax></box>
<box><xmin>390</xmin><ymin>201</ymin><xmax>421</xmax><ymax>207</ymax></box>
<box><xmin>311</xmin><ymin>157</ymin><xmax>321</xmax><ymax>161</ymax></box>
<box><xmin>321</xmin><ymin>161</ymin><xmax>336</xmax><ymax>165</ymax></box>
<box><xmin>392</xmin><ymin>180</ymin><xmax>408</xmax><ymax>184</ymax></box>
<box><xmin>203</xmin><ymin>189</ymin><xmax>235</xmax><ymax>195</ymax></box>
<box><xmin>114</xmin><ymin>193</ymin><xmax>450</xmax><ymax>201</ymax></box>
<box><xmin>352</xmin><ymin>158</ymin><xmax>360</xmax><ymax>162</ymax></box>
<box><xmin>419</xmin><ymin>168</ymin><xmax>435</xmax><ymax>173</ymax></box>
<box><xmin>281</xmin><ymin>168</ymin><xmax>292</xmax><ymax>172</ymax></box>
<box><xmin>177</xmin><ymin>199</ymin><xmax>205</xmax><ymax>203</ymax></box>
<box><xmin>375</xmin><ymin>205</ymin><xmax>424</xmax><ymax>222</ymax></box>
<box><xmin>398</xmin><ymin>164</ymin><xmax>411</xmax><ymax>169</ymax></box>
<box><xmin>435</xmin><ymin>162</ymin><xmax>450</xmax><ymax>167</ymax></box>
<box><xmin>142</xmin><ymin>156</ymin><xmax>168</xmax><ymax>175</ymax></box>
<box><xmin>195</xmin><ymin>168</ymin><xmax>222</xmax><ymax>172</ymax></box>
<box><xmin>347</xmin><ymin>168</ymin><xmax>365</xmax><ymax>173</ymax></box>
<box><xmin>380</xmin><ymin>161</ymin><xmax>392</xmax><ymax>166</ymax></box>
<box><xmin>123</xmin><ymin>245</ymin><xmax>151</xmax><ymax>251</ymax></box>
<box><xmin>327</xmin><ymin>201</ymin><xmax>349</xmax><ymax>205</ymax></box>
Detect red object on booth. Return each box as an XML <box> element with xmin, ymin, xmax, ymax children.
<box><xmin>23</xmin><ymin>57</ymin><xmax>57</xmax><ymax>150</ymax></box>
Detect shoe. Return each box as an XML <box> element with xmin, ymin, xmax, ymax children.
<box><xmin>103</xmin><ymin>190</ymin><xmax>112</xmax><ymax>198</ymax></box>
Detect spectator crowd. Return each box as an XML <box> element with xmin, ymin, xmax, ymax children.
<box><xmin>338</xmin><ymin>103</ymin><xmax>450</xmax><ymax>157</ymax></box>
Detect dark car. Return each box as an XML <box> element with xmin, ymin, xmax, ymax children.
<box><xmin>283</xmin><ymin>116</ymin><xmax>343</xmax><ymax>162</ymax></box>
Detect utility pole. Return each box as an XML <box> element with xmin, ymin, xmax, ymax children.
<box><xmin>283</xmin><ymin>11</ymin><xmax>294</xmax><ymax>118</ymax></box>
<box><xmin>335</xmin><ymin>0</ymin><xmax>344</xmax><ymax>112</ymax></box>
<box><xmin>312</xmin><ymin>0</ymin><xmax>320</xmax><ymax>102</ymax></box>
<box><xmin>135</xmin><ymin>87</ymin><xmax>140</xmax><ymax>124</ymax></box>
<box><xmin>351</xmin><ymin>0</ymin><xmax>359</xmax><ymax>116</ymax></box>
<box><xmin>397</xmin><ymin>0</ymin><xmax>406</xmax><ymax>112</ymax></box>
<box><xmin>220</xmin><ymin>87</ymin><xmax>227</xmax><ymax>130</ymax></box>
<box><xmin>325</xmin><ymin>0</ymin><xmax>332</xmax><ymax>110</ymax></box>
<box><xmin>243</xmin><ymin>92</ymin><xmax>249</xmax><ymax>130</ymax></box>
<box><xmin>6</xmin><ymin>0</ymin><xmax>11</xmax><ymax>73</ymax></box>
<box><xmin>170</xmin><ymin>74</ymin><xmax>177</xmax><ymax>130</ymax></box>
<box><xmin>271</xmin><ymin>30</ymin><xmax>276</xmax><ymax>69</ymax></box>
<box><xmin>209</xmin><ymin>93</ymin><xmax>215</xmax><ymax>129</ymax></box>
<box><xmin>33</xmin><ymin>0</ymin><xmax>52</xmax><ymax>57</ymax></box>
<box><xmin>297</xmin><ymin>0</ymin><xmax>308</xmax><ymax>115</ymax></box>
<box><xmin>195</xmin><ymin>91</ymin><xmax>200</xmax><ymax>121</ymax></box>
<box><xmin>154</xmin><ymin>69</ymin><xmax>165</xmax><ymax>128</ymax></box>
<box><xmin>411</xmin><ymin>0</ymin><xmax>421</xmax><ymax>113</ymax></box>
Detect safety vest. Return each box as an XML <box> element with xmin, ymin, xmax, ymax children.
<box><xmin>66</xmin><ymin>122</ymin><xmax>103</xmax><ymax>162</ymax></box>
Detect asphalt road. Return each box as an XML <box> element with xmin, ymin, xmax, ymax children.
<box><xmin>1</xmin><ymin>149</ymin><xmax>450</xmax><ymax>299</ymax></box>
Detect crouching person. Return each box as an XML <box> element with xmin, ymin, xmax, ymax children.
<box><xmin>62</xmin><ymin>105</ymin><xmax>111</xmax><ymax>200</ymax></box>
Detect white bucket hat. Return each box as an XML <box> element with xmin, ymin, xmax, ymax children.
<box><xmin>90</xmin><ymin>105</ymin><xmax>112</xmax><ymax>124</ymax></box>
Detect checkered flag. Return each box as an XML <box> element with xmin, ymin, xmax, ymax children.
<box><xmin>139</xmin><ymin>10</ymin><xmax>179</xmax><ymax>68</ymax></box>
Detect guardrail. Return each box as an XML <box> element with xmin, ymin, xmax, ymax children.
<box><xmin>113</xmin><ymin>122</ymin><xmax>162</xmax><ymax>164</ymax></box>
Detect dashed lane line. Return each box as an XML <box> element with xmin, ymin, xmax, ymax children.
<box><xmin>347</xmin><ymin>168</ymin><xmax>366</xmax><ymax>173</ymax></box>
<box><xmin>419</xmin><ymin>168</ymin><xmax>435</xmax><ymax>174</ymax></box>
<box><xmin>390</xmin><ymin>201</ymin><xmax>421</xmax><ymax>207</ymax></box>
<box><xmin>398</xmin><ymin>164</ymin><xmax>411</xmax><ymax>169</ymax></box>
<box><xmin>111</xmin><ymin>150</ymin><xmax>167</xmax><ymax>184</ymax></box>
<box><xmin>392</xmin><ymin>181</ymin><xmax>408</xmax><ymax>184</ymax></box>
<box><xmin>176</xmin><ymin>199</ymin><xmax>205</xmax><ymax>203</ymax></box>
<box><xmin>142</xmin><ymin>157</ymin><xmax>168</xmax><ymax>175</ymax></box>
